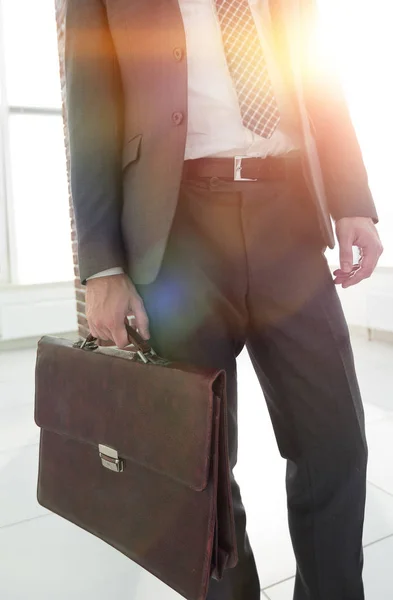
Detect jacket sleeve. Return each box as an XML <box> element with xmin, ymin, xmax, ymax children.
<box><xmin>302</xmin><ymin>0</ymin><xmax>379</xmax><ymax>223</ymax></box>
<box><xmin>65</xmin><ymin>0</ymin><xmax>127</xmax><ymax>284</ymax></box>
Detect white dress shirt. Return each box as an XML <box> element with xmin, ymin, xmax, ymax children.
<box><xmin>88</xmin><ymin>0</ymin><xmax>300</xmax><ymax>280</ymax></box>
<box><xmin>181</xmin><ymin>0</ymin><xmax>300</xmax><ymax>159</ymax></box>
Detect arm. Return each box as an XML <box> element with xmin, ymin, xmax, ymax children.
<box><xmin>65</xmin><ymin>0</ymin><xmax>127</xmax><ymax>284</ymax></box>
<box><xmin>301</xmin><ymin>1</ymin><xmax>383</xmax><ymax>287</ymax></box>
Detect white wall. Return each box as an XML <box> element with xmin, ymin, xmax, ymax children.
<box><xmin>0</xmin><ymin>282</ymin><xmax>77</xmax><ymax>341</ymax></box>
<box><xmin>336</xmin><ymin>268</ymin><xmax>393</xmax><ymax>333</ymax></box>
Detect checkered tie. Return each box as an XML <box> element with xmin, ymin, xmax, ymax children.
<box><xmin>214</xmin><ymin>0</ymin><xmax>280</xmax><ymax>138</ymax></box>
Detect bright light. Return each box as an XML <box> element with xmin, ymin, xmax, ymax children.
<box><xmin>317</xmin><ymin>0</ymin><xmax>393</xmax><ymax>265</ymax></box>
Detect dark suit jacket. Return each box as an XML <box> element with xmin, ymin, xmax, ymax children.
<box><xmin>65</xmin><ymin>0</ymin><xmax>378</xmax><ymax>285</ymax></box>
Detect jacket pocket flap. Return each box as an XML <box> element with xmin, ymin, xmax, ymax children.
<box><xmin>122</xmin><ymin>134</ymin><xmax>142</xmax><ymax>170</ymax></box>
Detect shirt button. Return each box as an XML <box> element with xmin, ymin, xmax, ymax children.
<box><xmin>173</xmin><ymin>47</ymin><xmax>184</xmax><ymax>61</ymax></box>
<box><xmin>209</xmin><ymin>177</ymin><xmax>220</xmax><ymax>187</ymax></box>
<box><xmin>172</xmin><ymin>111</ymin><xmax>184</xmax><ymax>126</ymax></box>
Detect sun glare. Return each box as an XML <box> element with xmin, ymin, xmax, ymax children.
<box><xmin>317</xmin><ymin>0</ymin><xmax>393</xmax><ymax>264</ymax></box>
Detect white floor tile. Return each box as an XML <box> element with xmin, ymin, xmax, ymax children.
<box><xmin>364</xmin><ymin>484</ymin><xmax>393</xmax><ymax>546</ymax></box>
<box><xmin>235</xmin><ymin>465</ymin><xmax>393</xmax><ymax>588</ymax></box>
<box><xmin>0</xmin><ymin>348</ymin><xmax>36</xmax><ymax>410</ymax></box>
<box><xmin>0</xmin><ymin>348</ymin><xmax>37</xmax><ymax>383</ymax></box>
<box><xmin>0</xmin><ymin>379</ymin><xmax>35</xmax><ymax>410</ymax></box>
<box><xmin>235</xmin><ymin>345</ymin><xmax>393</xmax><ymax>588</ymax></box>
<box><xmin>236</xmin><ymin>349</ymin><xmax>295</xmax><ymax>589</ymax></box>
<box><xmin>238</xmin><ymin>448</ymin><xmax>294</xmax><ymax>590</ymax></box>
<box><xmin>352</xmin><ymin>336</ymin><xmax>393</xmax><ymax>372</ymax></box>
<box><xmin>353</xmin><ymin>338</ymin><xmax>393</xmax><ymax>413</ymax></box>
<box><xmin>363</xmin><ymin>536</ymin><xmax>393</xmax><ymax>600</ymax></box>
<box><xmin>358</xmin><ymin>368</ymin><xmax>393</xmax><ymax>413</ymax></box>
<box><xmin>364</xmin><ymin>401</ymin><xmax>392</xmax><ymax>424</ymax></box>
<box><xmin>243</xmin><ymin>481</ymin><xmax>393</xmax><ymax>593</ymax></box>
<box><xmin>366</xmin><ymin>418</ymin><xmax>393</xmax><ymax>495</ymax></box>
<box><xmin>0</xmin><ymin>402</ymin><xmax>39</xmax><ymax>452</ymax></box>
<box><xmin>131</xmin><ymin>568</ymin><xmax>184</xmax><ymax>600</ymax></box>
<box><xmin>235</xmin><ymin>445</ymin><xmax>294</xmax><ymax>591</ymax></box>
<box><xmin>263</xmin><ymin>577</ymin><xmax>294</xmax><ymax>600</ymax></box>
<box><xmin>0</xmin><ymin>444</ymin><xmax>48</xmax><ymax>528</ymax></box>
<box><xmin>0</xmin><ymin>515</ymin><xmax>148</xmax><ymax>600</ymax></box>
<box><xmin>263</xmin><ymin>534</ymin><xmax>393</xmax><ymax>600</ymax></box>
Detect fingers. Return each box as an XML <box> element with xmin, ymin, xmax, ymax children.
<box><xmin>85</xmin><ymin>274</ymin><xmax>150</xmax><ymax>347</ymax></box>
<box><xmin>89</xmin><ymin>322</ymin><xmax>113</xmax><ymax>342</ymax></box>
<box><xmin>333</xmin><ymin>240</ymin><xmax>383</xmax><ymax>289</ymax></box>
<box><xmin>341</xmin><ymin>244</ymin><xmax>381</xmax><ymax>288</ymax></box>
<box><xmin>338</xmin><ymin>235</ymin><xmax>354</xmax><ymax>274</ymax></box>
<box><xmin>90</xmin><ymin>311</ymin><xmax>148</xmax><ymax>348</ymax></box>
<box><xmin>110</xmin><ymin>323</ymin><xmax>130</xmax><ymax>348</ymax></box>
<box><xmin>333</xmin><ymin>263</ymin><xmax>360</xmax><ymax>286</ymax></box>
<box><xmin>132</xmin><ymin>296</ymin><xmax>150</xmax><ymax>340</ymax></box>
<box><xmin>92</xmin><ymin>303</ymin><xmax>149</xmax><ymax>348</ymax></box>
<box><xmin>335</xmin><ymin>217</ymin><xmax>383</xmax><ymax>289</ymax></box>
<box><xmin>333</xmin><ymin>247</ymin><xmax>361</xmax><ymax>285</ymax></box>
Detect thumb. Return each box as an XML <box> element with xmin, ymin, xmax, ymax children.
<box><xmin>131</xmin><ymin>298</ymin><xmax>150</xmax><ymax>340</ymax></box>
<box><xmin>338</xmin><ymin>235</ymin><xmax>354</xmax><ymax>273</ymax></box>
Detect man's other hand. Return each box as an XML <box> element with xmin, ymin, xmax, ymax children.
<box><xmin>333</xmin><ymin>217</ymin><xmax>383</xmax><ymax>288</ymax></box>
<box><xmin>85</xmin><ymin>274</ymin><xmax>150</xmax><ymax>348</ymax></box>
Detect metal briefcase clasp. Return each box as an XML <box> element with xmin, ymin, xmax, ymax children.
<box><xmin>98</xmin><ymin>444</ymin><xmax>124</xmax><ymax>473</ymax></box>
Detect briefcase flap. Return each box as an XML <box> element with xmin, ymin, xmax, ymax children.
<box><xmin>35</xmin><ymin>336</ymin><xmax>225</xmax><ymax>492</ymax></box>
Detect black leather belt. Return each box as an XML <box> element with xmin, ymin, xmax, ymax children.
<box><xmin>182</xmin><ymin>152</ymin><xmax>302</xmax><ymax>182</ymax></box>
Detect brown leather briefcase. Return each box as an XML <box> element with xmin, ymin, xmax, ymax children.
<box><xmin>34</xmin><ymin>324</ymin><xmax>238</xmax><ymax>600</ymax></box>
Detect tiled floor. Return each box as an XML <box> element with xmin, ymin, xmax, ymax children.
<box><xmin>0</xmin><ymin>334</ymin><xmax>393</xmax><ymax>599</ymax></box>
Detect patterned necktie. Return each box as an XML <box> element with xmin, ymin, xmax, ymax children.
<box><xmin>214</xmin><ymin>0</ymin><xmax>280</xmax><ymax>139</ymax></box>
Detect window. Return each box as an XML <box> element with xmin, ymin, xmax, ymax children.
<box><xmin>0</xmin><ymin>0</ymin><xmax>73</xmax><ymax>285</ymax></box>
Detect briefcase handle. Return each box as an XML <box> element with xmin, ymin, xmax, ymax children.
<box><xmin>79</xmin><ymin>320</ymin><xmax>159</xmax><ymax>364</ymax></box>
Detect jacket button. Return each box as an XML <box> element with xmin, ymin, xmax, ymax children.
<box><xmin>172</xmin><ymin>111</ymin><xmax>184</xmax><ymax>126</ymax></box>
<box><xmin>173</xmin><ymin>47</ymin><xmax>184</xmax><ymax>61</ymax></box>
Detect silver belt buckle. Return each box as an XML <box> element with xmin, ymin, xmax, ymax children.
<box><xmin>234</xmin><ymin>156</ymin><xmax>258</xmax><ymax>181</ymax></box>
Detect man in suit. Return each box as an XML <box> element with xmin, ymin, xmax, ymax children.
<box><xmin>65</xmin><ymin>1</ymin><xmax>383</xmax><ymax>598</ymax></box>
